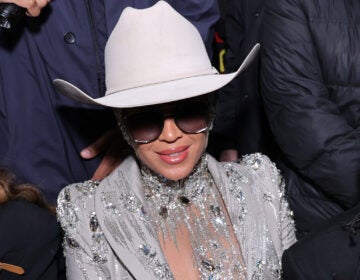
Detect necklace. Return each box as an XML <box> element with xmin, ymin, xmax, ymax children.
<box><xmin>141</xmin><ymin>154</ymin><xmax>247</xmax><ymax>279</ymax></box>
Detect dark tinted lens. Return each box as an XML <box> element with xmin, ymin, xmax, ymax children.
<box><xmin>124</xmin><ymin>111</ymin><xmax>163</xmax><ymax>143</ymax></box>
<box><xmin>175</xmin><ymin>101</ymin><xmax>210</xmax><ymax>133</ymax></box>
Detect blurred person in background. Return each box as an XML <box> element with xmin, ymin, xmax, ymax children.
<box><xmin>0</xmin><ymin>0</ymin><xmax>219</xmax><ymax>204</ymax></box>
<box><xmin>261</xmin><ymin>0</ymin><xmax>360</xmax><ymax>238</ymax></box>
<box><xmin>0</xmin><ymin>167</ymin><xmax>65</xmax><ymax>280</ymax></box>
<box><xmin>208</xmin><ymin>0</ymin><xmax>276</xmax><ymax>162</ymax></box>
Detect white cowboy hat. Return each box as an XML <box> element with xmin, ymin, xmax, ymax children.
<box><xmin>53</xmin><ymin>1</ymin><xmax>260</xmax><ymax>108</ymax></box>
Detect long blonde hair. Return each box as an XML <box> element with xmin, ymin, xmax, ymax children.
<box><xmin>0</xmin><ymin>168</ymin><xmax>55</xmax><ymax>213</ymax></box>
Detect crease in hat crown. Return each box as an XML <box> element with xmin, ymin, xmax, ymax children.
<box><xmin>53</xmin><ymin>1</ymin><xmax>260</xmax><ymax>108</ymax></box>
<box><xmin>105</xmin><ymin>0</ymin><xmax>218</xmax><ymax>95</ymax></box>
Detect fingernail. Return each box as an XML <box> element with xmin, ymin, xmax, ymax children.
<box><xmin>81</xmin><ymin>149</ymin><xmax>91</xmax><ymax>157</ymax></box>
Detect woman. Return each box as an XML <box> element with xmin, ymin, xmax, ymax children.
<box><xmin>55</xmin><ymin>2</ymin><xmax>296</xmax><ymax>279</ymax></box>
<box><xmin>0</xmin><ymin>168</ymin><xmax>65</xmax><ymax>280</ymax></box>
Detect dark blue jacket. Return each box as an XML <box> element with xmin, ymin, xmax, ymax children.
<box><xmin>0</xmin><ymin>0</ymin><xmax>219</xmax><ymax>203</ymax></box>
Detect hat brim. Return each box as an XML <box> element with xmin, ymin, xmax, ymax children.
<box><xmin>53</xmin><ymin>44</ymin><xmax>260</xmax><ymax>108</ymax></box>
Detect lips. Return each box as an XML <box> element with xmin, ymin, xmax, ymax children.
<box><xmin>157</xmin><ymin>146</ymin><xmax>189</xmax><ymax>165</ymax></box>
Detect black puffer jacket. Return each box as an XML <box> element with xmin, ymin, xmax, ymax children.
<box><xmin>261</xmin><ymin>0</ymin><xmax>360</xmax><ymax>237</ymax></box>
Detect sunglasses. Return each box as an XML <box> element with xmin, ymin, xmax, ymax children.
<box><xmin>121</xmin><ymin>100</ymin><xmax>213</xmax><ymax>144</ymax></box>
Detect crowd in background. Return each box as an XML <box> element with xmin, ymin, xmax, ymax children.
<box><xmin>0</xmin><ymin>0</ymin><xmax>359</xmax><ymax>279</ymax></box>
<box><xmin>211</xmin><ymin>0</ymin><xmax>360</xmax><ymax>278</ymax></box>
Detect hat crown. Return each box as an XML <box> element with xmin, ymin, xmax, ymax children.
<box><xmin>53</xmin><ymin>1</ymin><xmax>259</xmax><ymax>108</ymax></box>
<box><xmin>105</xmin><ymin>1</ymin><xmax>216</xmax><ymax>95</ymax></box>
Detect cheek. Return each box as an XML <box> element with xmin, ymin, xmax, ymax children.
<box><xmin>134</xmin><ymin>145</ymin><xmax>150</xmax><ymax>165</ymax></box>
<box><xmin>193</xmin><ymin>133</ymin><xmax>208</xmax><ymax>154</ymax></box>
<box><xmin>133</xmin><ymin>144</ymin><xmax>161</xmax><ymax>175</ymax></box>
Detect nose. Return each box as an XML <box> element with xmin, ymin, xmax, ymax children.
<box><xmin>158</xmin><ymin>117</ymin><xmax>183</xmax><ymax>142</ymax></box>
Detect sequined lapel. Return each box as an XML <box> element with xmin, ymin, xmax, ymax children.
<box><xmin>208</xmin><ymin>155</ymin><xmax>270</xmax><ymax>278</ymax></box>
<box><xmin>208</xmin><ymin>155</ymin><xmax>283</xmax><ymax>279</ymax></box>
<box><xmin>94</xmin><ymin>156</ymin><xmax>173</xmax><ymax>280</ymax></box>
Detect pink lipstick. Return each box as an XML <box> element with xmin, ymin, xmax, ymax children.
<box><xmin>157</xmin><ymin>146</ymin><xmax>189</xmax><ymax>165</ymax></box>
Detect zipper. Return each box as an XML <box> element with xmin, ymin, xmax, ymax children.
<box><xmin>342</xmin><ymin>212</ymin><xmax>360</xmax><ymax>246</ymax></box>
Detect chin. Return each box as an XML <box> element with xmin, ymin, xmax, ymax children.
<box><xmin>160</xmin><ymin>166</ymin><xmax>193</xmax><ymax>181</ymax></box>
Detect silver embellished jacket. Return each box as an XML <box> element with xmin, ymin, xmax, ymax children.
<box><xmin>57</xmin><ymin>153</ymin><xmax>296</xmax><ymax>280</ymax></box>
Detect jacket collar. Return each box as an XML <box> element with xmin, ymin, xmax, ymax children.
<box><xmin>93</xmin><ymin>155</ymin><xmax>276</xmax><ymax>279</ymax></box>
<box><xmin>95</xmin><ymin>156</ymin><xmax>167</xmax><ymax>279</ymax></box>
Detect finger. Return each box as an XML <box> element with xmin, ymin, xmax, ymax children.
<box><xmin>91</xmin><ymin>155</ymin><xmax>122</xmax><ymax>181</ymax></box>
<box><xmin>81</xmin><ymin>129</ymin><xmax>119</xmax><ymax>159</ymax></box>
<box><xmin>0</xmin><ymin>0</ymin><xmax>20</xmax><ymax>3</ymax></box>
<box><xmin>91</xmin><ymin>143</ymin><xmax>131</xmax><ymax>181</ymax></box>
<box><xmin>25</xmin><ymin>0</ymin><xmax>50</xmax><ymax>17</ymax></box>
<box><xmin>219</xmin><ymin>149</ymin><xmax>238</xmax><ymax>162</ymax></box>
<box><xmin>0</xmin><ymin>0</ymin><xmax>50</xmax><ymax>17</ymax></box>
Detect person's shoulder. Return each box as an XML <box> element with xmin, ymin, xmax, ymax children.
<box><xmin>57</xmin><ymin>180</ymin><xmax>100</xmax><ymax>206</ymax></box>
<box><xmin>219</xmin><ymin>153</ymin><xmax>279</xmax><ymax>176</ymax></box>
<box><xmin>56</xmin><ymin>156</ymin><xmax>138</xmax><ymax>219</ymax></box>
<box><xmin>237</xmin><ymin>153</ymin><xmax>275</xmax><ymax>170</ymax></box>
<box><xmin>241</xmin><ymin>153</ymin><xmax>282</xmax><ymax>183</ymax></box>
<box><xmin>57</xmin><ymin>180</ymin><xmax>100</xmax><ymax>233</ymax></box>
<box><xmin>219</xmin><ymin>153</ymin><xmax>284</xmax><ymax>195</ymax></box>
<box><xmin>0</xmin><ymin>199</ymin><xmax>60</xmax><ymax>242</ymax></box>
<box><xmin>0</xmin><ymin>199</ymin><xmax>39</xmax><ymax>214</ymax></box>
<box><xmin>0</xmin><ymin>199</ymin><xmax>55</xmax><ymax>223</ymax></box>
